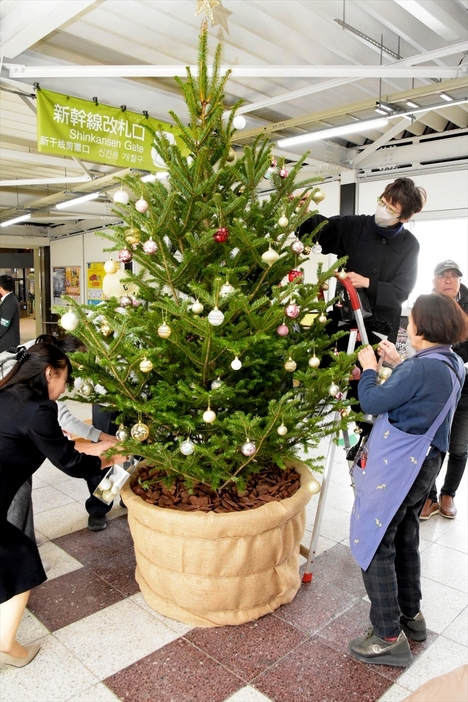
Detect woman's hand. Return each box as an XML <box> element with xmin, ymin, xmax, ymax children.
<box><xmin>377</xmin><ymin>339</ymin><xmax>402</xmax><ymax>367</ymax></box>
<box><xmin>357</xmin><ymin>345</ymin><xmax>378</xmax><ymax>371</ymax></box>
<box><xmin>346</xmin><ymin>272</ymin><xmax>370</xmax><ymax>289</ymax></box>
<box><xmin>100</xmin><ymin>452</ymin><xmax>129</xmax><ymax>470</ymax></box>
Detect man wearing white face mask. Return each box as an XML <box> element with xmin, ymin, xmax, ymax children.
<box><xmin>297</xmin><ymin>177</ymin><xmax>427</xmax><ymax>343</ymax></box>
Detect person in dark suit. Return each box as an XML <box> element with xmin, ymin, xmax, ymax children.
<box><xmin>0</xmin><ymin>342</ymin><xmax>124</xmax><ymax>668</ymax></box>
<box><xmin>0</xmin><ymin>275</ymin><xmax>20</xmax><ymax>352</ymax></box>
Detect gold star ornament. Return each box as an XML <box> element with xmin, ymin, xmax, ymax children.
<box><xmin>195</xmin><ymin>0</ymin><xmax>219</xmax><ymax>24</ymax></box>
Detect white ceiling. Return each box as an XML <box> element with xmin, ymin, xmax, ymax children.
<box><xmin>0</xmin><ymin>0</ymin><xmax>467</xmax><ymax>239</ymax></box>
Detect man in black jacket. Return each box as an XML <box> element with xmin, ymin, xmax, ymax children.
<box><xmin>297</xmin><ymin>177</ymin><xmax>427</xmax><ymax>343</ymax></box>
<box><xmin>0</xmin><ymin>275</ymin><xmax>20</xmax><ymax>352</ymax></box>
<box><xmin>421</xmin><ymin>260</ymin><xmax>468</xmax><ymax>520</ymax></box>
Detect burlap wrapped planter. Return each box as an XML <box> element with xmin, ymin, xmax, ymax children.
<box><xmin>121</xmin><ymin>460</ymin><xmax>318</xmax><ymax>627</ymax></box>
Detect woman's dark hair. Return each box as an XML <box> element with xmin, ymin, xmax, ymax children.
<box><xmin>35</xmin><ymin>334</ymin><xmax>86</xmax><ymax>353</ymax></box>
<box><xmin>411</xmin><ymin>293</ymin><xmax>468</xmax><ymax>345</ymax></box>
<box><xmin>381</xmin><ymin>177</ymin><xmax>427</xmax><ymax>220</ymax></box>
<box><xmin>0</xmin><ymin>342</ymin><xmax>72</xmax><ymax>397</ymax></box>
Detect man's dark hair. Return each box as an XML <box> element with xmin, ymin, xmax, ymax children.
<box><xmin>381</xmin><ymin>178</ymin><xmax>427</xmax><ymax>220</ymax></box>
<box><xmin>411</xmin><ymin>293</ymin><xmax>468</xmax><ymax>345</ymax></box>
<box><xmin>0</xmin><ymin>274</ymin><xmax>15</xmax><ymax>293</ymax></box>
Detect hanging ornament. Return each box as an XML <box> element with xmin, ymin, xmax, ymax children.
<box><xmin>115</xmin><ymin>424</ymin><xmax>130</xmax><ymax>441</ymax></box>
<box><xmin>125</xmin><ymin>227</ymin><xmax>141</xmax><ymax>246</ymax></box>
<box><xmin>263</xmin><ymin>166</ymin><xmax>276</xmax><ymax>180</ymax></box>
<box><xmin>261</xmin><ymin>245</ymin><xmax>280</xmax><ymax>267</ymax></box>
<box><xmin>241</xmin><ymin>440</ymin><xmax>257</xmax><ymax>457</ymax></box>
<box><xmin>337</xmin><ymin>270</ymin><xmax>347</xmax><ymax>280</ymax></box>
<box><xmin>333</xmin><ymin>346</ymin><xmax>339</xmax><ymax>356</ymax></box>
<box><xmin>226</xmin><ymin>148</ymin><xmax>236</xmax><ymax>163</ymax></box>
<box><xmin>278</xmin><ymin>214</ymin><xmax>289</xmax><ymax>227</ymax></box>
<box><xmin>321</xmin><ymin>282</ymin><xmax>329</xmax><ymax>291</ymax></box>
<box><xmin>340</xmin><ymin>407</ymin><xmax>351</xmax><ymax>418</ymax></box>
<box><xmin>60</xmin><ymin>310</ymin><xmax>80</xmax><ymax>331</ymax></box>
<box><xmin>233</xmin><ymin>114</ymin><xmax>246</xmax><ymax>130</ymax></box>
<box><xmin>312</xmin><ymin>243</ymin><xmax>322</xmax><ymax>255</ymax></box>
<box><xmin>328</xmin><ymin>383</ymin><xmax>340</xmax><ymax>397</ymax></box>
<box><xmin>139</xmin><ymin>357</ymin><xmax>153</xmax><ymax>373</ymax></box>
<box><xmin>119</xmin><ymin>295</ymin><xmax>133</xmax><ymax>308</ymax></box>
<box><xmin>285</xmin><ymin>303</ymin><xmax>300</xmax><ymax>319</ymax></box>
<box><xmin>113</xmin><ymin>188</ymin><xmax>130</xmax><ymax>205</ymax></box>
<box><xmin>211</xmin><ymin>377</ymin><xmax>223</xmax><ymax>390</ymax></box>
<box><xmin>292</xmin><ymin>378</ymin><xmax>301</xmax><ymax>388</ymax></box>
<box><xmin>277</xmin><ymin>423</ymin><xmax>288</xmax><ymax>436</ymax></box>
<box><xmin>318</xmin><ymin>313</ymin><xmax>327</xmax><ymax>324</ymax></box>
<box><xmin>231</xmin><ymin>356</ymin><xmax>242</xmax><ymax>370</ymax></box>
<box><xmin>132</xmin><ymin>297</ymin><xmax>141</xmax><ymax>307</ymax></box>
<box><xmin>157</xmin><ymin>322</ymin><xmax>172</xmax><ymax>338</ymax></box>
<box><xmin>312</xmin><ymin>189</ymin><xmax>326</xmax><ymax>204</ymax></box>
<box><xmin>351</xmin><ymin>366</ymin><xmax>361</xmax><ymax>380</ymax></box>
<box><xmin>74</xmin><ymin>377</ymin><xmax>84</xmax><ymax>391</ymax></box>
<box><xmin>290</xmin><ymin>238</ymin><xmax>305</xmax><ymax>254</ymax></box>
<box><xmin>270</xmin><ymin>158</ymin><xmax>278</xmax><ymax>168</ymax></box>
<box><xmin>214</xmin><ymin>227</ymin><xmax>229</xmax><ymax>243</ymax></box>
<box><xmin>378</xmin><ymin>367</ymin><xmax>393</xmax><ymax>383</ymax></box>
<box><xmin>191</xmin><ymin>300</ymin><xmax>204</xmax><ymax>315</ymax></box>
<box><xmin>100</xmin><ymin>321</ymin><xmax>113</xmax><ymax>337</ymax></box>
<box><xmin>203</xmin><ymin>404</ymin><xmax>216</xmax><ymax>423</ymax></box>
<box><xmin>180</xmin><ymin>438</ymin><xmax>195</xmax><ymax>456</ymax></box>
<box><xmin>308</xmin><ymin>355</ymin><xmax>320</xmax><ymax>368</ymax></box>
<box><xmin>284</xmin><ymin>357</ymin><xmax>297</xmax><ymax>372</ymax></box>
<box><xmin>131</xmin><ymin>421</ymin><xmax>150</xmax><ymax>442</ymax></box>
<box><xmin>277</xmin><ymin>324</ymin><xmax>289</xmax><ymax>337</ymax></box>
<box><xmin>104</xmin><ymin>259</ymin><xmax>119</xmax><ymax>275</ymax></box>
<box><xmin>118</xmin><ymin>248</ymin><xmax>133</xmax><ymax>263</ymax></box>
<box><xmin>279</xmin><ymin>167</ymin><xmax>289</xmax><ymax>178</ymax></box>
<box><xmin>220</xmin><ymin>282</ymin><xmax>235</xmax><ymax>297</ymax></box>
<box><xmin>79</xmin><ymin>381</ymin><xmax>94</xmax><ymax>397</ymax></box>
<box><xmin>143</xmin><ymin>238</ymin><xmax>158</xmax><ymax>255</ymax></box>
<box><xmin>288</xmin><ymin>270</ymin><xmax>303</xmax><ymax>283</ymax></box>
<box><xmin>354</xmin><ymin>426</ymin><xmax>363</xmax><ymax>435</ymax></box>
<box><xmin>208</xmin><ymin>307</ymin><xmax>224</xmax><ymax>326</ymax></box>
<box><xmin>135</xmin><ymin>198</ymin><xmax>149</xmax><ymax>213</ymax></box>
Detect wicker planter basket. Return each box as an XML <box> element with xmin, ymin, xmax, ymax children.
<box><xmin>121</xmin><ymin>460</ymin><xmax>319</xmax><ymax>627</ymax></box>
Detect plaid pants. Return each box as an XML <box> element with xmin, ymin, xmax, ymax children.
<box><xmin>361</xmin><ymin>448</ymin><xmax>443</xmax><ymax>639</ymax></box>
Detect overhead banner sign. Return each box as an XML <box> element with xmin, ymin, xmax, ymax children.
<box><xmin>37</xmin><ymin>88</ymin><xmax>186</xmax><ymax>170</ymax></box>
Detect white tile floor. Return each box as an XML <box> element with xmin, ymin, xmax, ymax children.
<box><xmin>2</xmin><ymin>399</ymin><xmax>467</xmax><ymax>701</ymax></box>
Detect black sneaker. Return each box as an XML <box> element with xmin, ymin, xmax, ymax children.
<box><xmin>400</xmin><ymin>611</ymin><xmax>427</xmax><ymax>641</ymax></box>
<box><xmin>87</xmin><ymin>514</ymin><xmax>108</xmax><ymax>531</ymax></box>
<box><xmin>349</xmin><ymin>628</ymin><xmax>412</xmax><ymax>667</ymax></box>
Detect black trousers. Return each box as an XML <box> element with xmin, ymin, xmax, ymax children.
<box><xmin>361</xmin><ymin>448</ymin><xmax>443</xmax><ymax>639</ymax></box>
<box><xmin>85</xmin><ymin>405</ymin><xmax>120</xmax><ymax>516</ymax></box>
<box><xmin>428</xmin><ymin>393</ymin><xmax>468</xmax><ymax>501</ymax></box>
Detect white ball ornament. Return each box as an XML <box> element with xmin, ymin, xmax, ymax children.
<box><xmin>208</xmin><ymin>307</ymin><xmax>224</xmax><ymax>326</ymax></box>
<box><xmin>231</xmin><ymin>356</ymin><xmax>242</xmax><ymax>370</ymax></box>
<box><xmin>203</xmin><ymin>408</ymin><xmax>216</xmax><ymax>423</ymax></box>
<box><xmin>241</xmin><ymin>441</ymin><xmax>256</xmax><ymax>457</ymax></box>
<box><xmin>220</xmin><ymin>283</ymin><xmax>235</xmax><ymax>298</ymax></box>
<box><xmin>328</xmin><ymin>383</ymin><xmax>340</xmax><ymax>397</ymax></box>
<box><xmin>311</xmin><ymin>243</ymin><xmax>322</xmax><ymax>255</ymax></box>
<box><xmin>101</xmin><ymin>489</ymin><xmax>115</xmax><ymax>502</ymax></box>
<box><xmin>284</xmin><ymin>357</ymin><xmax>297</xmax><ymax>372</ymax></box>
<box><xmin>278</xmin><ymin>214</ymin><xmax>289</xmax><ymax>227</ymax></box>
<box><xmin>180</xmin><ymin>439</ymin><xmax>195</xmax><ymax>456</ymax></box>
<box><xmin>211</xmin><ymin>378</ymin><xmax>223</xmax><ymax>390</ymax></box>
<box><xmin>318</xmin><ymin>314</ymin><xmax>327</xmax><ymax>324</ymax></box>
<box><xmin>157</xmin><ymin>323</ymin><xmax>172</xmax><ymax>338</ymax></box>
<box><xmin>309</xmin><ymin>477</ymin><xmax>321</xmax><ymax>495</ymax></box>
<box><xmin>192</xmin><ymin>300</ymin><xmax>204</xmax><ymax>315</ymax></box>
<box><xmin>261</xmin><ymin>246</ymin><xmax>280</xmax><ymax>267</ymax></box>
<box><xmin>143</xmin><ymin>238</ymin><xmax>157</xmax><ymax>255</ymax></box>
<box><xmin>113</xmin><ymin>189</ymin><xmax>130</xmax><ymax>205</ymax></box>
<box><xmin>135</xmin><ymin>198</ymin><xmax>148</xmax><ymax>213</ymax></box>
<box><xmin>233</xmin><ymin>114</ymin><xmax>246</xmax><ymax>130</ymax></box>
<box><xmin>99</xmin><ymin>478</ymin><xmax>112</xmax><ymax>491</ymax></box>
<box><xmin>337</xmin><ymin>270</ymin><xmax>347</xmax><ymax>280</ymax></box>
<box><xmin>60</xmin><ymin>310</ymin><xmax>80</xmax><ymax>331</ymax></box>
<box><xmin>277</xmin><ymin>423</ymin><xmax>288</xmax><ymax>436</ymax></box>
<box><xmin>308</xmin><ymin>355</ymin><xmax>320</xmax><ymax>368</ymax></box>
<box><xmin>104</xmin><ymin>259</ymin><xmax>119</xmax><ymax>275</ymax></box>
<box><xmin>139</xmin><ymin>357</ymin><xmax>154</xmax><ymax>373</ymax></box>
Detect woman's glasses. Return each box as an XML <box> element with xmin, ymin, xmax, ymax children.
<box><xmin>376</xmin><ymin>197</ymin><xmax>401</xmax><ymax>218</ymax></box>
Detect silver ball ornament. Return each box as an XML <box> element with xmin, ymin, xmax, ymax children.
<box><xmin>115</xmin><ymin>425</ymin><xmax>129</xmax><ymax>441</ymax></box>
<box><xmin>220</xmin><ymin>283</ymin><xmax>235</xmax><ymax>298</ymax></box>
<box><xmin>312</xmin><ymin>243</ymin><xmax>322</xmax><ymax>255</ymax></box>
<box><xmin>378</xmin><ymin>367</ymin><xmax>393</xmax><ymax>380</ymax></box>
<box><xmin>241</xmin><ymin>441</ymin><xmax>256</xmax><ymax>457</ymax></box>
<box><xmin>80</xmin><ymin>381</ymin><xmax>94</xmax><ymax>397</ymax></box>
<box><xmin>290</xmin><ymin>239</ymin><xmax>305</xmax><ymax>254</ymax></box>
<box><xmin>328</xmin><ymin>383</ymin><xmax>340</xmax><ymax>397</ymax></box>
<box><xmin>130</xmin><ymin>421</ymin><xmax>149</xmax><ymax>442</ymax></box>
<box><xmin>208</xmin><ymin>307</ymin><xmax>224</xmax><ymax>326</ymax></box>
<box><xmin>119</xmin><ymin>295</ymin><xmax>133</xmax><ymax>308</ymax></box>
<box><xmin>211</xmin><ymin>378</ymin><xmax>223</xmax><ymax>390</ymax></box>
<box><xmin>180</xmin><ymin>439</ymin><xmax>195</xmax><ymax>456</ymax></box>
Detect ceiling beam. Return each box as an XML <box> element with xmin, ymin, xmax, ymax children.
<box><xmin>352</xmin><ymin>117</ymin><xmax>425</xmax><ymax>166</ymax></box>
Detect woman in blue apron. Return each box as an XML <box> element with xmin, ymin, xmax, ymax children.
<box><xmin>348</xmin><ymin>293</ymin><xmax>468</xmax><ymax>667</ymax></box>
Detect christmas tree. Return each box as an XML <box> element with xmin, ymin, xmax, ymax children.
<box><xmin>60</xmin><ymin>29</ymin><xmax>357</xmax><ymax>493</ymax></box>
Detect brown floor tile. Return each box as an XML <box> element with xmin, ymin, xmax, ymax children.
<box><xmin>53</xmin><ymin>514</ymin><xmax>133</xmax><ymax>567</ymax></box>
<box><xmin>90</xmin><ymin>546</ymin><xmax>139</xmax><ymax>597</ymax></box>
<box><xmin>252</xmin><ymin>636</ymin><xmax>391</xmax><ymax>702</ymax></box>
<box><xmin>185</xmin><ymin>613</ymin><xmax>309</xmax><ymax>680</ymax></box>
<box><xmin>104</xmin><ymin>637</ymin><xmax>244</xmax><ymax>702</ymax></box>
<box><xmin>27</xmin><ymin>566</ymin><xmax>126</xmax><ymax>631</ymax></box>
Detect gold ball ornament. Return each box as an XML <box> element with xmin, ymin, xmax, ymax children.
<box><xmin>101</xmin><ymin>322</ymin><xmax>113</xmax><ymax>337</ymax></box>
<box><xmin>378</xmin><ymin>367</ymin><xmax>393</xmax><ymax>380</ymax></box>
<box><xmin>292</xmin><ymin>379</ymin><xmax>301</xmax><ymax>388</ymax></box>
<box><xmin>284</xmin><ymin>357</ymin><xmax>297</xmax><ymax>372</ymax></box>
<box><xmin>157</xmin><ymin>323</ymin><xmax>172</xmax><ymax>338</ymax></box>
<box><xmin>308</xmin><ymin>355</ymin><xmax>320</xmax><ymax>368</ymax></box>
<box><xmin>309</xmin><ymin>477</ymin><xmax>321</xmax><ymax>495</ymax></box>
<box><xmin>104</xmin><ymin>259</ymin><xmax>119</xmax><ymax>275</ymax></box>
<box><xmin>131</xmin><ymin>421</ymin><xmax>150</xmax><ymax>442</ymax></box>
<box><xmin>125</xmin><ymin>227</ymin><xmax>141</xmax><ymax>246</ymax></box>
<box><xmin>312</xmin><ymin>189</ymin><xmax>326</xmax><ymax>204</ymax></box>
<box><xmin>79</xmin><ymin>381</ymin><xmax>94</xmax><ymax>397</ymax></box>
<box><xmin>340</xmin><ymin>407</ymin><xmax>351</xmax><ymax>417</ymax></box>
<box><xmin>277</xmin><ymin>423</ymin><xmax>288</xmax><ymax>436</ymax></box>
<box><xmin>321</xmin><ymin>282</ymin><xmax>329</xmax><ymax>291</ymax></box>
<box><xmin>354</xmin><ymin>426</ymin><xmax>363</xmax><ymax>434</ymax></box>
<box><xmin>139</xmin><ymin>357</ymin><xmax>153</xmax><ymax>373</ymax></box>
<box><xmin>226</xmin><ymin>148</ymin><xmax>236</xmax><ymax>163</ymax></box>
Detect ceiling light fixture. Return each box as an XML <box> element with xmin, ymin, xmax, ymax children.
<box><xmin>0</xmin><ymin>213</ymin><xmax>31</xmax><ymax>227</ymax></box>
<box><xmin>439</xmin><ymin>92</ymin><xmax>453</xmax><ymax>101</ymax></box>
<box><xmin>55</xmin><ymin>192</ymin><xmax>101</xmax><ymax>210</ymax></box>
<box><xmin>406</xmin><ymin>100</ymin><xmax>419</xmax><ymax>108</ymax></box>
<box><xmin>277</xmin><ymin>118</ymin><xmax>389</xmax><ymax>148</ymax></box>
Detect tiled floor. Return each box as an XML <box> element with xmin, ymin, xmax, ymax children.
<box><xmin>1</xmin><ymin>400</ymin><xmax>467</xmax><ymax>701</ymax></box>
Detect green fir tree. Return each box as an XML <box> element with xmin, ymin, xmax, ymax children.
<box><xmin>59</xmin><ymin>29</ymin><xmax>358</xmax><ymax>491</ymax></box>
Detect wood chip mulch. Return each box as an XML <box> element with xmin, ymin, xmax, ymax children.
<box><xmin>131</xmin><ymin>463</ymin><xmax>301</xmax><ymax>513</ymax></box>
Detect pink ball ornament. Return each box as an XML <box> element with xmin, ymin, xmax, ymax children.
<box><xmin>118</xmin><ymin>248</ymin><xmax>133</xmax><ymax>263</ymax></box>
<box><xmin>279</xmin><ymin>168</ymin><xmax>289</xmax><ymax>178</ymax></box>
<box><xmin>290</xmin><ymin>239</ymin><xmax>305</xmax><ymax>254</ymax></box>
<box><xmin>277</xmin><ymin>324</ymin><xmax>289</xmax><ymax>337</ymax></box>
<box><xmin>119</xmin><ymin>295</ymin><xmax>133</xmax><ymax>308</ymax></box>
<box><xmin>351</xmin><ymin>366</ymin><xmax>361</xmax><ymax>380</ymax></box>
<box><xmin>285</xmin><ymin>303</ymin><xmax>300</xmax><ymax>319</ymax></box>
<box><xmin>241</xmin><ymin>441</ymin><xmax>257</xmax><ymax>457</ymax></box>
<box><xmin>135</xmin><ymin>198</ymin><xmax>148</xmax><ymax>213</ymax></box>
<box><xmin>143</xmin><ymin>238</ymin><xmax>158</xmax><ymax>255</ymax></box>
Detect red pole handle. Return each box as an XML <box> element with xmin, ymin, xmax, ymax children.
<box><xmin>335</xmin><ymin>274</ymin><xmax>360</xmax><ymax>311</ymax></box>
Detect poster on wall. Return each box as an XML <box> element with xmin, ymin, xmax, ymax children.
<box><xmin>87</xmin><ymin>262</ymin><xmax>105</xmax><ymax>305</ymax></box>
<box><xmin>53</xmin><ymin>266</ymin><xmax>81</xmax><ymax>304</ymax></box>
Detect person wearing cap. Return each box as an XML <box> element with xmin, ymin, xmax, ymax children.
<box><xmin>420</xmin><ymin>260</ymin><xmax>468</xmax><ymax>520</ymax></box>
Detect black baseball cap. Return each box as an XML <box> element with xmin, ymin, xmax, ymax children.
<box><xmin>434</xmin><ymin>260</ymin><xmax>463</xmax><ymax>277</ymax></box>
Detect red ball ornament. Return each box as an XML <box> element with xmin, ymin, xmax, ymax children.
<box><xmin>277</xmin><ymin>324</ymin><xmax>289</xmax><ymax>337</ymax></box>
<box><xmin>214</xmin><ymin>227</ymin><xmax>229</xmax><ymax>243</ymax></box>
<box><xmin>288</xmin><ymin>270</ymin><xmax>303</xmax><ymax>283</ymax></box>
<box><xmin>279</xmin><ymin>168</ymin><xmax>289</xmax><ymax>178</ymax></box>
<box><xmin>118</xmin><ymin>248</ymin><xmax>133</xmax><ymax>263</ymax></box>
<box><xmin>285</xmin><ymin>303</ymin><xmax>300</xmax><ymax>319</ymax></box>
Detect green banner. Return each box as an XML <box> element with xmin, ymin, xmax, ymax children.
<box><xmin>37</xmin><ymin>88</ymin><xmax>186</xmax><ymax>171</ymax></box>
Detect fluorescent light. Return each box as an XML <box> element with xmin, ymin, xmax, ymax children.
<box><xmin>375</xmin><ymin>107</ymin><xmax>389</xmax><ymax>115</ymax></box>
<box><xmin>0</xmin><ymin>175</ymin><xmax>91</xmax><ymax>187</ymax></box>
<box><xmin>1</xmin><ymin>213</ymin><xmax>31</xmax><ymax>227</ymax></box>
<box><xmin>406</xmin><ymin>100</ymin><xmax>419</xmax><ymax>108</ymax></box>
<box><xmin>439</xmin><ymin>92</ymin><xmax>453</xmax><ymax>101</ymax></box>
<box><xmin>55</xmin><ymin>192</ymin><xmax>101</xmax><ymax>210</ymax></box>
<box><xmin>277</xmin><ymin>118</ymin><xmax>389</xmax><ymax>148</ymax></box>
